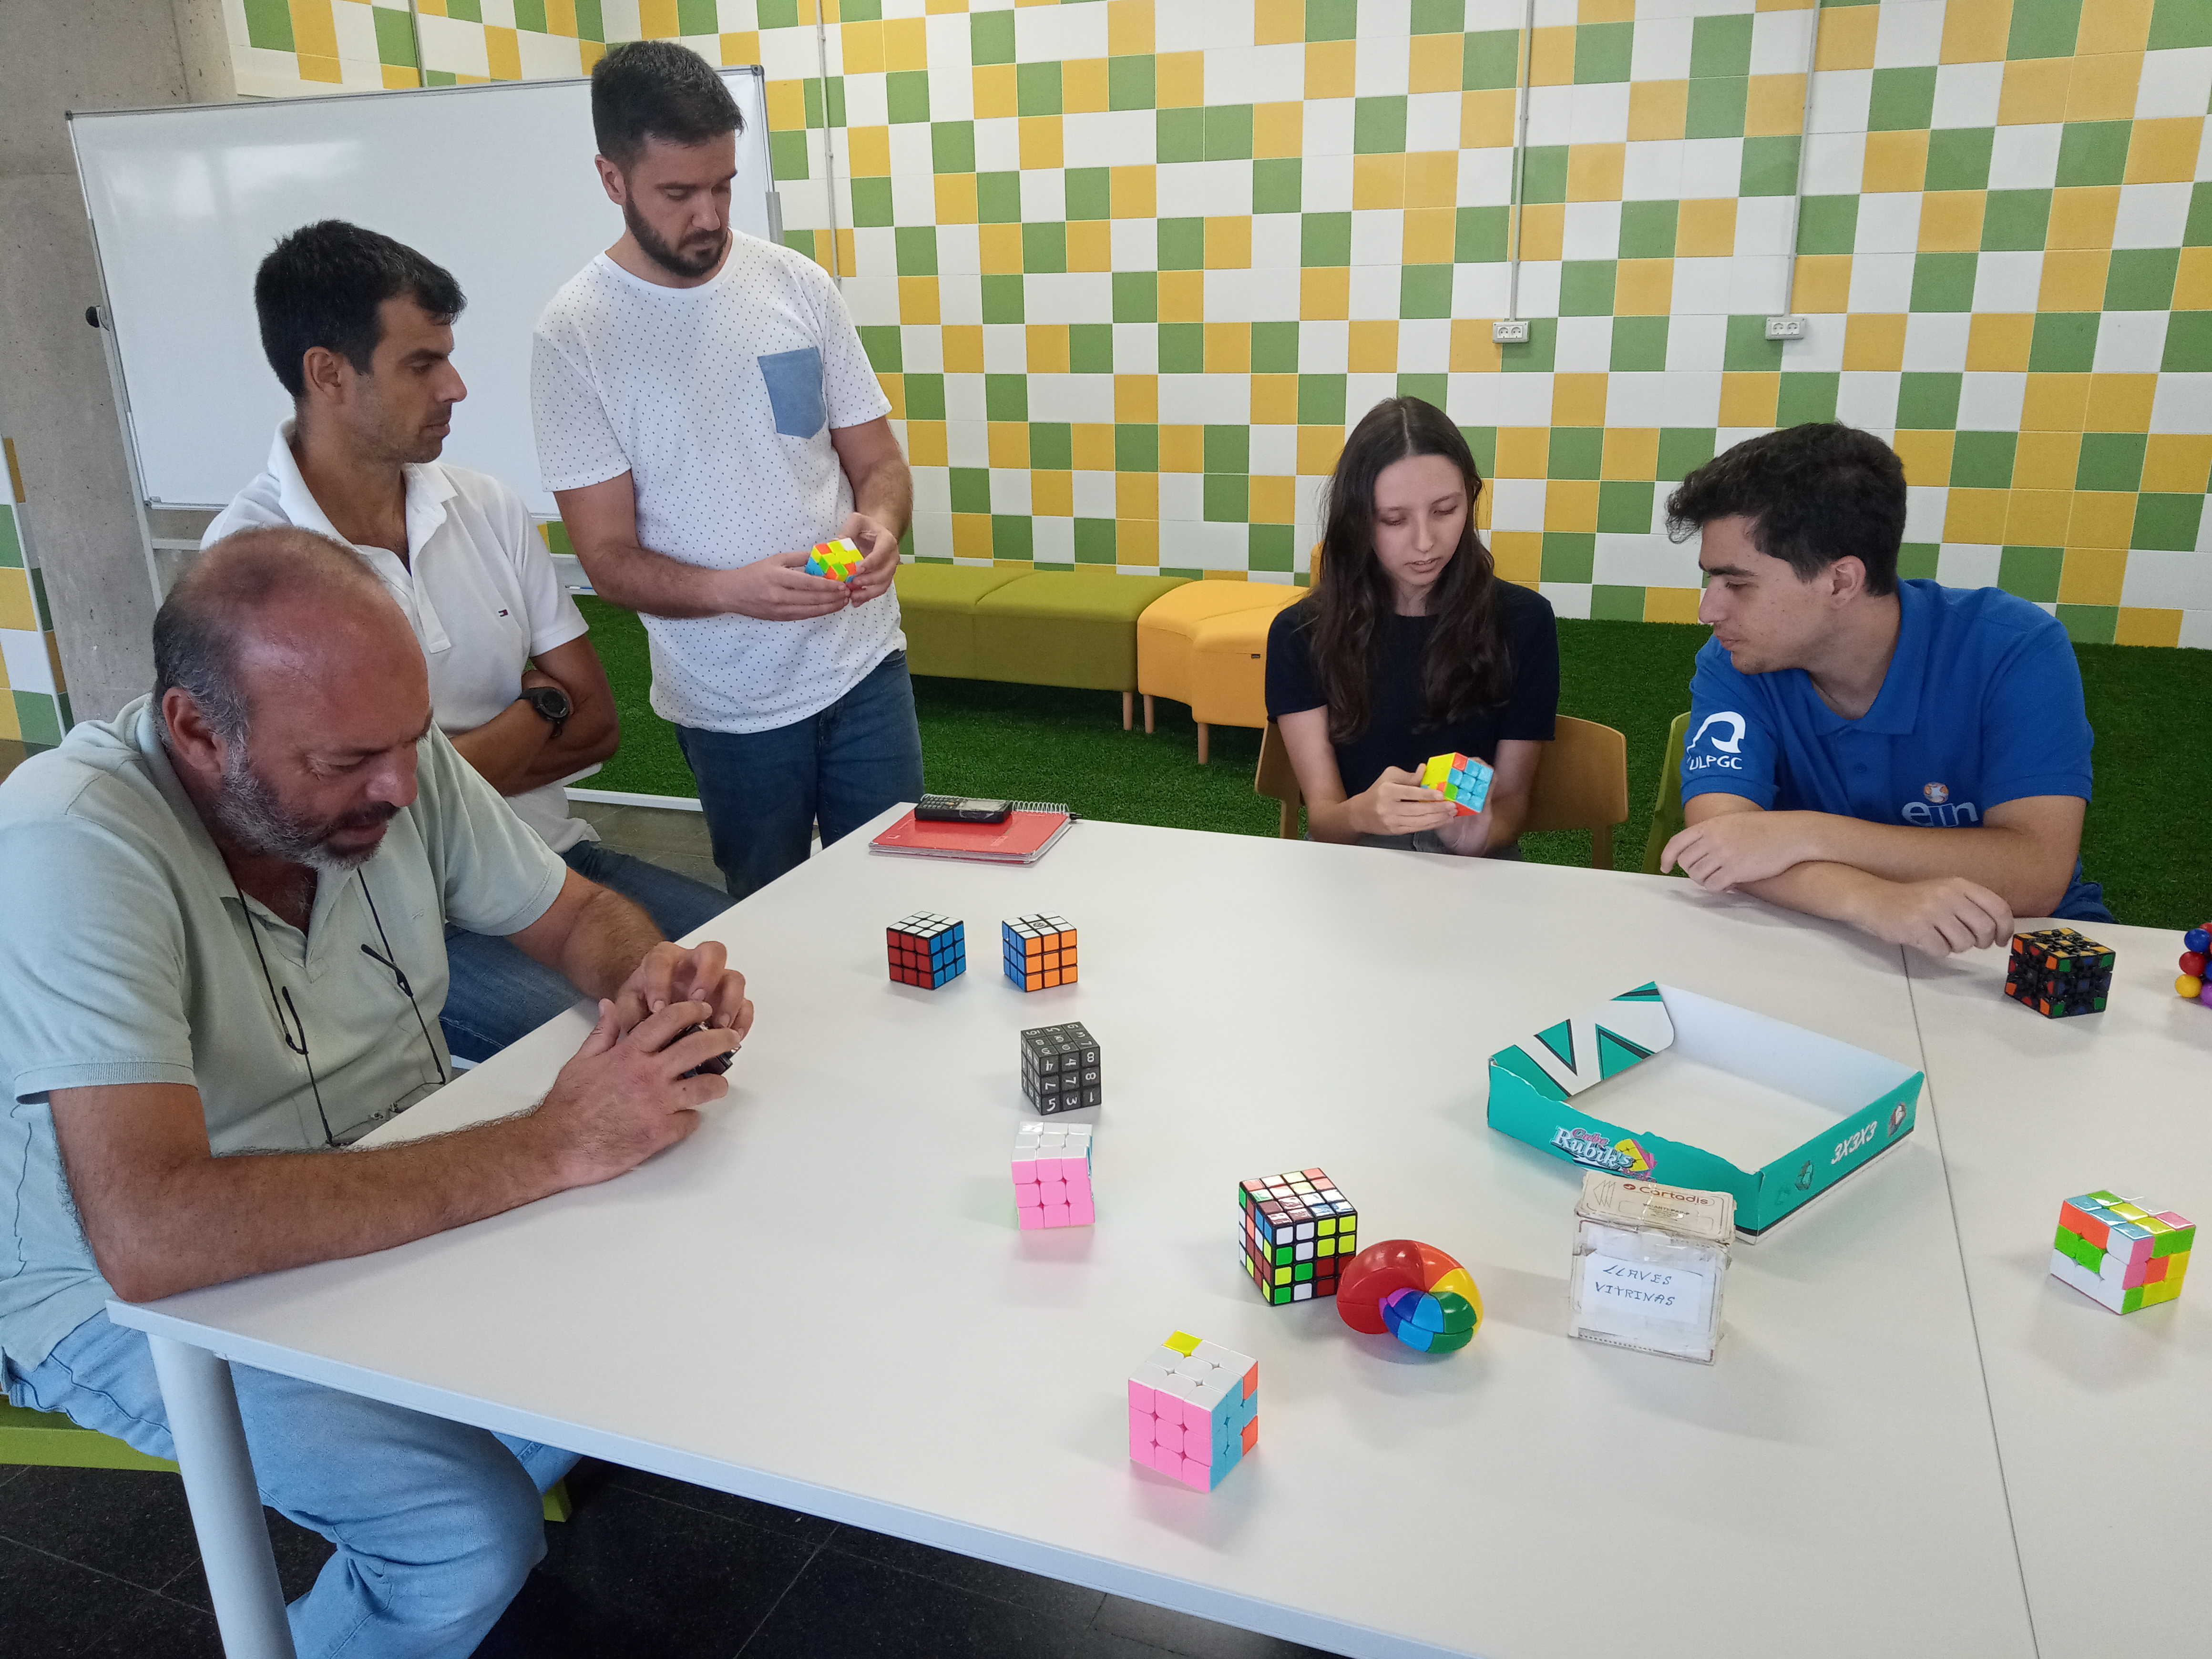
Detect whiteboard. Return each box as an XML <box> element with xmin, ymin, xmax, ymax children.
<box><xmin>71</xmin><ymin>69</ymin><xmax>775</xmax><ymax>515</ymax></box>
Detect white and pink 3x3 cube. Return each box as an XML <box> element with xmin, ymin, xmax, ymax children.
<box><xmin>1012</xmin><ymin>1122</ymin><xmax>1094</xmax><ymax>1229</ymax></box>
<box><xmin>1127</xmin><ymin>1331</ymin><xmax>1259</xmax><ymax>1492</ymax></box>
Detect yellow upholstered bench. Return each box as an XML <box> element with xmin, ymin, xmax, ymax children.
<box><xmin>1136</xmin><ymin>581</ymin><xmax>1306</xmax><ymax>759</ymax></box>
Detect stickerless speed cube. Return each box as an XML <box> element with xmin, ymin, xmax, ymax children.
<box><xmin>1419</xmin><ymin>751</ymin><xmax>1493</xmax><ymax>816</ymax></box>
<box><xmin>1012</xmin><ymin>1121</ymin><xmax>1094</xmax><ymax>1228</ymax></box>
<box><xmin>887</xmin><ymin>912</ymin><xmax>965</xmax><ymax>989</ymax></box>
<box><xmin>804</xmin><ymin>538</ymin><xmax>864</xmax><ymax>582</ymax></box>
<box><xmin>1020</xmin><ymin>1022</ymin><xmax>1101</xmax><ymax>1113</ymax></box>
<box><xmin>1239</xmin><ymin>1168</ymin><xmax>1358</xmax><ymax>1304</ymax></box>
<box><xmin>1127</xmin><ymin>1331</ymin><xmax>1258</xmax><ymax>1491</ymax></box>
<box><xmin>2051</xmin><ymin>1190</ymin><xmax>2193</xmax><ymax>1314</ymax></box>
<box><xmin>2004</xmin><ymin>927</ymin><xmax>2115</xmax><ymax>1017</ymax></box>
<box><xmin>1003</xmin><ymin>914</ymin><xmax>1077</xmax><ymax>990</ymax></box>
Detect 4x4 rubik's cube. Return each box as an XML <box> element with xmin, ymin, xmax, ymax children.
<box><xmin>1003</xmin><ymin>913</ymin><xmax>1076</xmax><ymax>990</ymax></box>
<box><xmin>804</xmin><ymin>538</ymin><xmax>863</xmax><ymax>581</ymax></box>
<box><xmin>2003</xmin><ymin>927</ymin><xmax>2115</xmax><ymax>1017</ymax></box>
<box><xmin>886</xmin><ymin>911</ymin><xmax>965</xmax><ymax>988</ymax></box>
<box><xmin>2051</xmin><ymin>1190</ymin><xmax>2193</xmax><ymax>1314</ymax></box>
<box><xmin>1127</xmin><ymin>1331</ymin><xmax>1258</xmax><ymax>1492</ymax></box>
<box><xmin>1019</xmin><ymin>1022</ymin><xmax>1101</xmax><ymax>1114</ymax></box>
<box><xmin>1420</xmin><ymin>751</ymin><xmax>1493</xmax><ymax>816</ymax></box>
<box><xmin>1239</xmin><ymin>1167</ymin><xmax>1358</xmax><ymax>1305</ymax></box>
<box><xmin>1011</xmin><ymin>1121</ymin><xmax>1093</xmax><ymax>1229</ymax></box>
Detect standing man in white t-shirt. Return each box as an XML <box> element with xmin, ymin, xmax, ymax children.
<box><xmin>532</xmin><ymin>41</ymin><xmax>924</xmax><ymax>901</ymax></box>
<box><xmin>207</xmin><ymin>219</ymin><xmax>731</xmax><ymax>1061</ymax></box>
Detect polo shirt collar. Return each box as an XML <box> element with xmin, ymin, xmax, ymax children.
<box><xmin>1798</xmin><ymin>582</ymin><xmax>1926</xmax><ymax>737</ymax></box>
<box><xmin>266</xmin><ymin>421</ymin><xmax>457</xmax><ymax>653</ymax></box>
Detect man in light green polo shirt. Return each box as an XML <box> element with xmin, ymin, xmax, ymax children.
<box><xmin>0</xmin><ymin>527</ymin><xmax>753</xmax><ymax>1659</ymax></box>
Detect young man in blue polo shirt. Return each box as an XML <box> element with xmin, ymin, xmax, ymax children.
<box><xmin>1659</xmin><ymin>422</ymin><xmax>2109</xmax><ymax>957</ymax></box>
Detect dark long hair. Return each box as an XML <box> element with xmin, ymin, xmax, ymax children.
<box><xmin>1307</xmin><ymin>398</ymin><xmax>1510</xmax><ymax>744</ymax></box>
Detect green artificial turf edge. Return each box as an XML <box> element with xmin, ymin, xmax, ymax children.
<box><xmin>573</xmin><ymin>596</ymin><xmax>2212</xmax><ymax>932</ymax></box>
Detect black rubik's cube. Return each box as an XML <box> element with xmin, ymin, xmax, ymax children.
<box><xmin>887</xmin><ymin>911</ymin><xmax>966</xmax><ymax>989</ymax></box>
<box><xmin>1020</xmin><ymin>1022</ymin><xmax>1101</xmax><ymax>1114</ymax></box>
<box><xmin>1003</xmin><ymin>914</ymin><xmax>1077</xmax><ymax>991</ymax></box>
<box><xmin>2004</xmin><ymin>927</ymin><xmax>2115</xmax><ymax>1017</ymax></box>
<box><xmin>1239</xmin><ymin>1168</ymin><xmax>1358</xmax><ymax>1305</ymax></box>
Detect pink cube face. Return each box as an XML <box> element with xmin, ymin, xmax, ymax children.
<box><xmin>1068</xmin><ymin>1194</ymin><xmax>1096</xmax><ymax>1226</ymax></box>
<box><xmin>1177</xmin><ymin>1456</ymin><xmax>1210</xmax><ymax>1491</ymax></box>
<box><xmin>1012</xmin><ymin>1160</ymin><xmax>1039</xmax><ymax>1189</ymax></box>
<box><xmin>1017</xmin><ymin>1206</ymin><xmax>1044</xmax><ymax>1230</ymax></box>
<box><xmin>1042</xmin><ymin>1202</ymin><xmax>1072</xmax><ymax>1228</ymax></box>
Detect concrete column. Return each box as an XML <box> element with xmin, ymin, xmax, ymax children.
<box><xmin>0</xmin><ymin>3</ymin><xmax>236</xmax><ymax>724</ymax></box>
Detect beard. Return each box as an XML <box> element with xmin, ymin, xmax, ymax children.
<box><xmin>623</xmin><ymin>195</ymin><xmax>726</xmax><ymax>279</ymax></box>
<box><xmin>209</xmin><ymin>744</ymin><xmax>397</xmax><ymax>873</ymax></box>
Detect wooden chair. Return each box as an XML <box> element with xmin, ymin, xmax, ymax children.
<box><xmin>1254</xmin><ymin>716</ymin><xmax>1629</xmax><ymax>865</ymax></box>
<box><xmin>1640</xmin><ymin>710</ymin><xmax>1693</xmax><ymax>875</ymax></box>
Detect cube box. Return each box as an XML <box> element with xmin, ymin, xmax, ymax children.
<box><xmin>1127</xmin><ymin>1331</ymin><xmax>1258</xmax><ymax>1492</ymax></box>
<box><xmin>887</xmin><ymin>911</ymin><xmax>965</xmax><ymax>989</ymax></box>
<box><xmin>1003</xmin><ymin>914</ymin><xmax>1077</xmax><ymax>991</ymax></box>
<box><xmin>1239</xmin><ymin>1167</ymin><xmax>1358</xmax><ymax>1305</ymax></box>
<box><xmin>1020</xmin><ymin>1022</ymin><xmax>1101</xmax><ymax>1114</ymax></box>
<box><xmin>1012</xmin><ymin>1121</ymin><xmax>1094</xmax><ymax>1229</ymax></box>
<box><xmin>2005</xmin><ymin>928</ymin><xmax>2115</xmax><ymax>1018</ymax></box>
<box><xmin>2051</xmin><ymin>1190</ymin><xmax>2193</xmax><ymax>1314</ymax></box>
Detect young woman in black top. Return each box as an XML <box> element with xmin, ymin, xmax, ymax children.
<box><xmin>1265</xmin><ymin>397</ymin><xmax>1559</xmax><ymax>856</ymax></box>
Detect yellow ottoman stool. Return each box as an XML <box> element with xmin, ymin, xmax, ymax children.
<box><xmin>1137</xmin><ymin>581</ymin><xmax>1305</xmax><ymax>761</ymax></box>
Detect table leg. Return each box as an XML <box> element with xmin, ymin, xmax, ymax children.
<box><xmin>147</xmin><ymin>1334</ymin><xmax>298</xmax><ymax>1659</ymax></box>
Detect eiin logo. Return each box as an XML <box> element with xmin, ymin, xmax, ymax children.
<box><xmin>1903</xmin><ymin>778</ymin><xmax>1978</xmax><ymax>826</ymax></box>
<box><xmin>1683</xmin><ymin>711</ymin><xmax>1747</xmax><ymax>775</ymax></box>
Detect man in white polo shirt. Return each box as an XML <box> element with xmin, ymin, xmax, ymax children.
<box><xmin>208</xmin><ymin>220</ymin><xmax>730</xmax><ymax>1060</ymax></box>
<box><xmin>533</xmin><ymin>40</ymin><xmax>923</xmax><ymax>901</ymax></box>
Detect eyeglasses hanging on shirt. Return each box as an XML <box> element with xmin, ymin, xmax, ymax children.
<box><xmin>236</xmin><ymin>870</ymin><xmax>449</xmax><ymax>1148</ymax></box>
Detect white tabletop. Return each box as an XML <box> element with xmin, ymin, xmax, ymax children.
<box><xmin>1906</xmin><ymin>920</ymin><xmax>2212</xmax><ymax>1658</ymax></box>
<box><xmin>115</xmin><ymin>816</ymin><xmax>2036</xmax><ymax>1659</ymax></box>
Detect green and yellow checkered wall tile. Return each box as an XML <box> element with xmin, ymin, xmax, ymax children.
<box><xmin>0</xmin><ymin>437</ymin><xmax>70</xmax><ymax>747</ymax></box>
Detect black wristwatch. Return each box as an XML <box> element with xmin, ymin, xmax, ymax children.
<box><xmin>521</xmin><ymin>683</ymin><xmax>571</xmax><ymax>740</ymax></box>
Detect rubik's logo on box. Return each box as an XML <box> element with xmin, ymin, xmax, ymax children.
<box><xmin>1419</xmin><ymin>751</ymin><xmax>1493</xmax><ymax>816</ymax></box>
<box><xmin>1127</xmin><ymin>1331</ymin><xmax>1258</xmax><ymax>1492</ymax></box>
<box><xmin>887</xmin><ymin>911</ymin><xmax>965</xmax><ymax>989</ymax></box>
<box><xmin>2003</xmin><ymin>927</ymin><xmax>2115</xmax><ymax>1017</ymax></box>
<box><xmin>1003</xmin><ymin>913</ymin><xmax>1076</xmax><ymax>991</ymax></box>
<box><xmin>2051</xmin><ymin>1190</ymin><xmax>2193</xmax><ymax>1314</ymax></box>
<box><xmin>1012</xmin><ymin>1121</ymin><xmax>1093</xmax><ymax>1229</ymax></box>
<box><xmin>1239</xmin><ymin>1168</ymin><xmax>1357</xmax><ymax>1304</ymax></box>
<box><xmin>1020</xmin><ymin>1022</ymin><xmax>1101</xmax><ymax>1114</ymax></box>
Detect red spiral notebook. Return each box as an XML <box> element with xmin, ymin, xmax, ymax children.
<box><xmin>869</xmin><ymin>806</ymin><xmax>1074</xmax><ymax>865</ymax></box>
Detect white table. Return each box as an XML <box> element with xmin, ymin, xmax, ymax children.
<box><xmin>113</xmin><ymin>814</ymin><xmax>2037</xmax><ymax>1659</ymax></box>
<box><xmin>1906</xmin><ymin>920</ymin><xmax>2212</xmax><ymax>1657</ymax></box>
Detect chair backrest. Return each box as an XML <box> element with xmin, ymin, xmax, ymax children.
<box><xmin>1522</xmin><ymin>716</ymin><xmax>1630</xmax><ymax>868</ymax></box>
<box><xmin>1254</xmin><ymin>719</ymin><xmax>1302</xmax><ymax>840</ymax></box>
<box><xmin>1640</xmin><ymin>710</ymin><xmax>1693</xmax><ymax>875</ymax></box>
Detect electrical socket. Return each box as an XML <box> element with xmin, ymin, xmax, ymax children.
<box><xmin>1764</xmin><ymin>316</ymin><xmax>1806</xmax><ymax>341</ymax></box>
<box><xmin>1491</xmin><ymin>319</ymin><xmax>1531</xmax><ymax>344</ymax></box>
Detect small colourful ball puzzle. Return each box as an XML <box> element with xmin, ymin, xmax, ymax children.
<box><xmin>1419</xmin><ymin>750</ymin><xmax>1493</xmax><ymax>815</ymax></box>
<box><xmin>2173</xmin><ymin>923</ymin><xmax>2212</xmax><ymax>1005</ymax></box>
<box><xmin>1011</xmin><ymin>1121</ymin><xmax>1094</xmax><ymax>1229</ymax></box>
<box><xmin>2051</xmin><ymin>1191</ymin><xmax>2193</xmax><ymax>1314</ymax></box>
<box><xmin>803</xmin><ymin>537</ymin><xmax>864</xmax><ymax>582</ymax></box>
<box><xmin>1002</xmin><ymin>913</ymin><xmax>1076</xmax><ymax>990</ymax></box>
<box><xmin>1019</xmin><ymin>1022</ymin><xmax>1101</xmax><ymax>1114</ymax></box>
<box><xmin>1127</xmin><ymin>1331</ymin><xmax>1258</xmax><ymax>1492</ymax></box>
<box><xmin>1339</xmin><ymin>1239</ymin><xmax>1483</xmax><ymax>1354</ymax></box>
<box><xmin>1238</xmin><ymin>1168</ymin><xmax>1358</xmax><ymax>1305</ymax></box>
<box><xmin>2003</xmin><ymin>926</ymin><xmax>2115</xmax><ymax>1017</ymax></box>
<box><xmin>885</xmin><ymin>911</ymin><xmax>965</xmax><ymax>989</ymax></box>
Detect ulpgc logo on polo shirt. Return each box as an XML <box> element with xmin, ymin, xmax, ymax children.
<box><xmin>1682</xmin><ymin>711</ymin><xmax>1746</xmax><ymax>775</ymax></box>
<box><xmin>1902</xmin><ymin>781</ymin><xmax>1979</xmax><ymax>826</ymax></box>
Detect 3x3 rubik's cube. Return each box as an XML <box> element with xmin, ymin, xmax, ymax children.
<box><xmin>886</xmin><ymin>911</ymin><xmax>965</xmax><ymax>988</ymax></box>
<box><xmin>2051</xmin><ymin>1191</ymin><xmax>2193</xmax><ymax>1314</ymax></box>
<box><xmin>1127</xmin><ymin>1331</ymin><xmax>1258</xmax><ymax>1492</ymax></box>
<box><xmin>1420</xmin><ymin>751</ymin><xmax>1493</xmax><ymax>816</ymax></box>
<box><xmin>2004</xmin><ymin>927</ymin><xmax>2115</xmax><ymax>1017</ymax></box>
<box><xmin>1020</xmin><ymin>1022</ymin><xmax>1101</xmax><ymax>1114</ymax></box>
<box><xmin>1012</xmin><ymin>1121</ymin><xmax>1094</xmax><ymax>1229</ymax></box>
<box><xmin>804</xmin><ymin>538</ymin><xmax>863</xmax><ymax>581</ymax></box>
<box><xmin>1003</xmin><ymin>914</ymin><xmax>1076</xmax><ymax>990</ymax></box>
<box><xmin>1239</xmin><ymin>1168</ymin><xmax>1358</xmax><ymax>1305</ymax></box>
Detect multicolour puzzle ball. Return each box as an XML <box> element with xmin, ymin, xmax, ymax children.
<box><xmin>803</xmin><ymin>537</ymin><xmax>864</xmax><ymax>582</ymax></box>
<box><xmin>2175</xmin><ymin>923</ymin><xmax>2212</xmax><ymax>1006</ymax></box>
<box><xmin>1338</xmin><ymin>1239</ymin><xmax>1483</xmax><ymax>1354</ymax></box>
<box><xmin>1418</xmin><ymin>751</ymin><xmax>1493</xmax><ymax>816</ymax></box>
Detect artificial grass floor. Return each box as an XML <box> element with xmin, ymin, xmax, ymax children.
<box><xmin>576</xmin><ymin>595</ymin><xmax>2212</xmax><ymax>932</ymax></box>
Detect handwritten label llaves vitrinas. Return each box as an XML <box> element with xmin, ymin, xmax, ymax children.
<box><xmin>1577</xmin><ymin>1252</ymin><xmax>1715</xmax><ymax>1332</ymax></box>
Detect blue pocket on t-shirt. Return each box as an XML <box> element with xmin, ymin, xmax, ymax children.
<box><xmin>758</xmin><ymin>347</ymin><xmax>826</xmax><ymax>439</ymax></box>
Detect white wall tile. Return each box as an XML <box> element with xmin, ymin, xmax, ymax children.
<box><xmin>2136</xmin><ymin>46</ymin><xmax>2212</xmax><ymax>119</ymax></box>
<box><xmin>1955</xmin><ymin>371</ymin><xmax>2027</xmax><ymax>430</ymax></box>
<box><xmin>2095</xmin><ymin>311</ymin><xmax>2171</xmax><ymax>374</ymax></box>
<box><xmin>1987</xmin><ymin>123</ymin><xmax>2062</xmax><ymax>191</ymax></box>
<box><xmin>1930</xmin><ymin>61</ymin><xmax>2003</xmax><ymax>129</ymax></box>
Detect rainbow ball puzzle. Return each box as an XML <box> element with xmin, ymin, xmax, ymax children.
<box><xmin>2173</xmin><ymin>922</ymin><xmax>2212</xmax><ymax>1006</ymax></box>
<box><xmin>1011</xmin><ymin>1121</ymin><xmax>1093</xmax><ymax>1229</ymax></box>
<box><xmin>2003</xmin><ymin>927</ymin><xmax>2115</xmax><ymax>1017</ymax></box>
<box><xmin>2051</xmin><ymin>1190</ymin><xmax>2193</xmax><ymax>1314</ymax></box>
<box><xmin>1002</xmin><ymin>913</ymin><xmax>1077</xmax><ymax>991</ymax></box>
<box><xmin>1019</xmin><ymin>1022</ymin><xmax>1101</xmax><ymax>1114</ymax></box>
<box><xmin>1238</xmin><ymin>1167</ymin><xmax>1358</xmax><ymax>1305</ymax></box>
<box><xmin>886</xmin><ymin>911</ymin><xmax>965</xmax><ymax>989</ymax></box>
<box><xmin>1419</xmin><ymin>751</ymin><xmax>1493</xmax><ymax>816</ymax></box>
<box><xmin>803</xmin><ymin>538</ymin><xmax>864</xmax><ymax>582</ymax></box>
<box><xmin>1127</xmin><ymin>1331</ymin><xmax>1258</xmax><ymax>1492</ymax></box>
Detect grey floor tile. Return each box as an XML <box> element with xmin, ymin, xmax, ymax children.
<box><xmin>824</xmin><ymin>1526</ymin><xmax>1107</xmax><ymax>1624</ymax></box>
<box><xmin>1093</xmin><ymin>1594</ymin><xmax>1347</xmax><ymax>1659</ymax></box>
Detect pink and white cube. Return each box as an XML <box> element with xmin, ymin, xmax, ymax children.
<box><xmin>1012</xmin><ymin>1121</ymin><xmax>1094</xmax><ymax>1229</ymax></box>
<box><xmin>1127</xmin><ymin>1331</ymin><xmax>1258</xmax><ymax>1492</ymax></box>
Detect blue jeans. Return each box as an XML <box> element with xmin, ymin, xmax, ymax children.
<box><xmin>676</xmin><ymin>649</ymin><xmax>926</xmax><ymax>902</ymax></box>
<box><xmin>440</xmin><ymin>839</ymin><xmax>733</xmax><ymax>1065</ymax></box>
<box><xmin>7</xmin><ymin>1312</ymin><xmax>576</xmax><ymax>1659</ymax></box>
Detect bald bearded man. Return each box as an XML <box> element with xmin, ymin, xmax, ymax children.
<box><xmin>0</xmin><ymin>527</ymin><xmax>752</xmax><ymax>1659</ymax></box>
